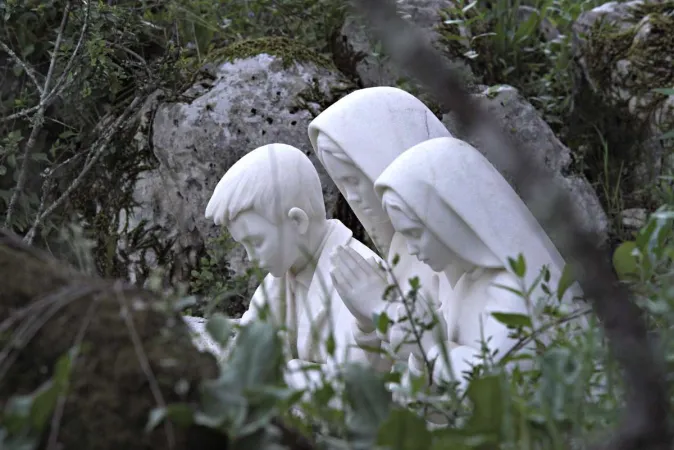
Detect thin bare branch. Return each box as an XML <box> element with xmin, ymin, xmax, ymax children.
<box><xmin>0</xmin><ymin>41</ymin><xmax>43</xmax><ymax>95</ymax></box>
<box><xmin>43</xmin><ymin>0</ymin><xmax>73</xmax><ymax>95</ymax></box>
<box><xmin>3</xmin><ymin>114</ymin><xmax>46</xmax><ymax>229</ymax></box>
<box><xmin>3</xmin><ymin>0</ymin><xmax>74</xmax><ymax>229</ymax></box>
<box><xmin>0</xmin><ymin>1</ymin><xmax>89</xmax><ymax>125</ymax></box>
<box><xmin>349</xmin><ymin>1</ymin><xmax>672</xmax><ymax>448</ymax></box>
<box><xmin>0</xmin><ymin>104</ymin><xmax>41</xmax><ymax>123</ymax></box>
<box><xmin>46</xmin><ymin>297</ymin><xmax>99</xmax><ymax>450</ymax></box>
<box><xmin>23</xmin><ymin>95</ymin><xmax>143</xmax><ymax>243</ymax></box>
<box><xmin>114</xmin><ymin>281</ymin><xmax>176</xmax><ymax>450</ymax></box>
<box><xmin>47</xmin><ymin>0</ymin><xmax>92</xmax><ymax>101</ymax></box>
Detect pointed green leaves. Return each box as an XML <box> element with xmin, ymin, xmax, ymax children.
<box><xmin>377</xmin><ymin>409</ymin><xmax>432</xmax><ymax>450</ymax></box>
<box><xmin>343</xmin><ymin>363</ymin><xmax>392</xmax><ymax>447</ymax></box>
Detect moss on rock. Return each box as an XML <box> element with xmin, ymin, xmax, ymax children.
<box><xmin>585</xmin><ymin>1</ymin><xmax>674</xmax><ymax>132</ymax></box>
<box><xmin>208</xmin><ymin>36</ymin><xmax>335</xmax><ymax>70</ymax></box>
<box><xmin>0</xmin><ymin>231</ymin><xmax>222</xmax><ymax>450</ymax></box>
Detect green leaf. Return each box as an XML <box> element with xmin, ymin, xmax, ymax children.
<box><xmin>431</xmin><ymin>428</ymin><xmax>472</xmax><ymax>450</ymax></box>
<box><xmin>391</xmin><ymin>253</ymin><xmax>400</xmax><ymax>266</ymax></box>
<box><xmin>408</xmin><ymin>276</ymin><xmax>420</xmax><ymax>290</ymax></box>
<box><xmin>491</xmin><ymin>312</ymin><xmax>532</xmax><ymax>329</ymax></box>
<box><xmin>537</xmin><ymin>347</ymin><xmax>582</xmax><ymax>421</ymax></box>
<box><xmin>326</xmin><ymin>333</ymin><xmax>336</xmax><ymax>356</ymax></box>
<box><xmin>206</xmin><ymin>313</ymin><xmax>233</xmax><ymax>346</ymax></box>
<box><xmin>14</xmin><ymin>349</ymin><xmax>75</xmax><ymax>434</ymax></box>
<box><xmin>507</xmin><ymin>253</ymin><xmax>527</xmax><ymax>278</ymax></box>
<box><xmin>556</xmin><ymin>264</ymin><xmax>575</xmax><ymax>301</ymax></box>
<box><xmin>377</xmin><ymin>408</ymin><xmax>432</xmax><ymax>450</ymax></box>
<box><xmin>343</xmin><ymin>363</ymin><xmax>392</xmax><ymax>441</ymax></box>
<box><xmin>661</xmin><ymin>129</ymin><xmax>674</xmax><ymax>140</ymax></box>
<box><xmin>53</xmin><ymin>348</ymin><xmax>75</xmax><ymax>387</ymax></box>
<box><xmin>612</xmin><ymin>241</ymin><xmax>639</xmax><ymax>280</ymax></box>
<box><xmin>29</xmin><ymin>381</ymin><xmax>59</xmax><ymax>433</ymax></box>
<box><xmin>220</xmin><ymin>321</ymin><xmax>284</xmax><ymax>388</ymax></box>
<box><xmin>464</xmin><ymin>374</ymin><xmax>506</xmax><ymax>436</ymax></box>
<box><xmin>375</xmin><ymin>312</ymin><xmax>391</xmax><ymax>335</ymax></box>
<box><xmin>235</xmin><ymin>389</ymin><xmax>282</xmax><ymax>437</ymax></box>
<box><xmin>199</xmin><ymin>379</ymin><xmax>248</xmax><ymax>430</ymax></box>
<box><xmin>145</xmin><ymin>404</ymin><xmax>195</xmax><ymax>432</ymax></box>
<box><xmin>492</xmin><ymin>283</ymin><xmax>524</xmax><ymax>298</ymax></box>
<box><xmin>58</xmin><ymin>130</ymin><xmax>77</xmax><ymax>139</ymax></box>
<box><xmin>3</xmin><ymin>394</ymin><xmax>33</xmax><ymax>435</ymax></box>
<box><xmin>653</xmin><ymin>87</ymin><xmax>674</xmax><ymax>96</ymax></box>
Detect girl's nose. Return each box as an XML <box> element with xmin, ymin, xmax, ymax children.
<box><xmin>407</xmin><ymin>242</ymin><xmax>418</xmax><ymax>256</ymax></box>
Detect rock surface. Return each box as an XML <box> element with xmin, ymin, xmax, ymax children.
<box><xmin>573</xmin><ymin>0</ymin><xmax>673</xmax><ymax>188</ymax></box>
<box><xmin>122</xmin><ymin>50</ymin><xmax>354</xmax><ymax>293</ymax></box>
<box><xmin>442</xmin><ymin>85</ymin><xmax>610</xmax><ymax>242</ymax></box>
<box><xmin>338</xmin><ymin>0</ymin><xmax>473</xmax><ymax>89</ymax></box>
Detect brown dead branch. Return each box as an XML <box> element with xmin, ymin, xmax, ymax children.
<box><xmin>348</xmin><ymin>1</ymin><xmax>672</xmax><ymax>449</ymax></box>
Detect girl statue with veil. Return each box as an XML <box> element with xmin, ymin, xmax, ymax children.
<box><xmin>373</xmin><ymin>136</ymin><xmax>583</xmax><ymax>393</ymax></box>
<box><xmin>308</xmin><ymin>86</ymin><xmax>457</xmax><ymax>369</ymax></box>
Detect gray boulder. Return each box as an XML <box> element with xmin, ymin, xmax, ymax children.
<box><xmin>442</xmin><ymin>85</ymin><xmax>610</xmax><ymax>243</ymax></box>
<box><xmin>120</xmin><ymin>42</ymin><xmax>355</xmax><ymax>296</ymax></box>
<box><xmin>573</xmin><ymin>0</ymin><xmax>673</xmax><ymax>188</ymax></box>
<box><xmin>337</xmin><ymin>0</ymin><xmax>473</xmax><ymax>88</ymax></box>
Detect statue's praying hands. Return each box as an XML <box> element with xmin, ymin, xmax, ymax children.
<box><xmin>329</xmin><ymin>245</ymin><xmax>389</xmax><ymax>333</ymax></box>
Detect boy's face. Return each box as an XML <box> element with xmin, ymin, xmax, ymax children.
<box><xmin>228</xmin><ymin>209</ymin><xmax>303</xmax><ymax>277</ymax></box>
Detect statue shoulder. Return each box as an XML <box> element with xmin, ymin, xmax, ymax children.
<box><xmin>251</xmin><ymin>273</ymin><xmax>284</xmax><ymax>303</ymax></box>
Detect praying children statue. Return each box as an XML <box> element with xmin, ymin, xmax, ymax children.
<box><xmin>204</xmin><ymin>143</ymin><xmax>389</xmax><ymax>384</ymax></box>
<box><xmin>308</xmin><ymin>86</ymin><xmax>456</xmax><ymax>370</ymax></box>
<box><xmin>373</xmin><ymin>136</ymin><xmax>582</xmax><ymax>394</ymax></box>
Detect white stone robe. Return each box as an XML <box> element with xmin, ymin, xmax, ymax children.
<box><xmin>240</xmin><ymin>219</ymin><xmax>386</xmax><ymax>369</ymax></box>
<box><xmin>409</xmin><ymin>268</ymin><xmax>532</xmax><ymax>392</ymax></box>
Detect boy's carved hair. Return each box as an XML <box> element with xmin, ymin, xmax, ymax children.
<box><xmin>205</xmin><ymin>143</ymin><xmax>326</xmax><ymax>227</ymax></box>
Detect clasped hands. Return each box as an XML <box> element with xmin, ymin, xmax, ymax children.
<box><xmin>329</xmin><ymin>245</ymin><xmax>390</xmax><ymax>333</ymax></box>
<box><xmin>329</xmin><ymin>246</ymin><xmax>440</xmax><ymax>359</ymax></box>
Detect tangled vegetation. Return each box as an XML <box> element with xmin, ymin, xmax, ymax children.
<box><xmin>1</xmin><ymin>0</ymin><xmax>674</xmax><ymax>448</ymax></box>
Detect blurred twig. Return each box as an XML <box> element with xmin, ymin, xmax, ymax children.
<box><xmin>348</xmin><ymin>1</ymin><xmax>672</xmax><ymax>448</ymax></box>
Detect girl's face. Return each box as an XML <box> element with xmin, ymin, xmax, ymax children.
<box><xmin>383</xmin><ymin>196</ymin><xmax>453</xmax><ymax>273</ymax></box>
<box><xmin>318</xmin><ymin>140</ymin><xmax>384</xmax><ymax>220</ymax></box>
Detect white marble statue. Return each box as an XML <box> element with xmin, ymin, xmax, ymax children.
<box><xmin>308</xmin><ymin>86</ymin><xmax>455</xmax><ymax>367</ymax></box>
<box><xmin>373</xmin><ymin>136</ymin><xmax>580</xmax><ymax>393</ymax></box>
<box><xmin>204</xmin><ymin>143</ymin><xmax>388</xmax><ymax>386</ymax></box>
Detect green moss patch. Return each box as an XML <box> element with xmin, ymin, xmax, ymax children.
<box><xmin>586</xmin><ymin>1</ymin><xmax>674</xmax><ymax>113</ymax></box>
<box><xmin>208</xmin><ymin>36</ymin><xmax>335</xmax><ymax>70</ymax></box>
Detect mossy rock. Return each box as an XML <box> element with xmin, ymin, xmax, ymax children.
<box><xmin>207</xmin><ymin>36</ymin><xmax>335</xmax><ymax>70</ymax></box>
<box><xmin>0</xmin><ymin>231</ymin><xmax>224</xmax><ymax>450</ymax></box>
<box><xmin>584</xmin><ymin>1</ymin><xmax>674</xmax><ymax>133</ymax></box>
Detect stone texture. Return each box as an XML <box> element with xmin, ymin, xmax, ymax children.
<box><xmin>121</xmin><ymin>53</ymin><xmax>353</xmax><ymax>291</ymax></box>
<box><xmin>442</xmin><ymin>85</ymin><xmax>610</xmax><ymax>242</ymax></box>
<box><xmin>573</xmin><ymin>0</ymin><xmax>673</xmax><ymax>188</ymax></box>
<box><xmin>620</xmin><ymin>207</ymin><xmax>648</xmax><ymax>230</ymax></box>
<box><xmin>337</xmin><ymin>0</ymin><xmax>473</xmax><ymax>88</ymax></box>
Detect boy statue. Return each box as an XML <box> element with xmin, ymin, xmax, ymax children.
<box><xmin>205</xmin><ymin>143</ymin><xmax>388</xmax><ymax>375</ymax></box>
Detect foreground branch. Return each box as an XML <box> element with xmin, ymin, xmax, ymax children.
<box><xmin>349</xmin><ymin>1</ymin><xmax>672</xmax><ymax>449</ymax></box>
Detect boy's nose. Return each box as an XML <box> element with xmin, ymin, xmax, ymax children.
<box><xmin>243</xmin><ymin>246</ymin><xmax>256</xmax><ymax>261</ymax></box>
